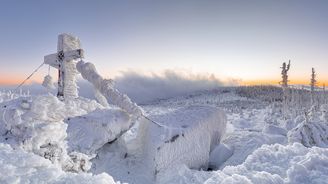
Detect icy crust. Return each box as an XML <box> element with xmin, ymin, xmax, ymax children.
<box><xmin>159</xmin><ymin>143</ymin><xmax>328</xmax><ymax>184</ymax></box>
<box><xmin>0</xmin><ymin>143</ymin><xmax>116</xmax><ymax>184</ymax></box>
<box><xmin>66</xmin><ymin>108</ymin><xmax>131</xmax><ymax>155</ymax></box>
<box><xmin>144</xmin><ymin>106</ymin><xmax>226</xmax><ymax>176</ymax></box>
<box><xmin>0</xmin><ymin>95</ymin><xmax>103</xmax><ymax>172</ymax></box>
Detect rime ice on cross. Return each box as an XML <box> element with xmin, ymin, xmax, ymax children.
<box><xmin>44</xmin><ymin>34</ymin><xmax>84</xmax><ymax>100</ymax></box>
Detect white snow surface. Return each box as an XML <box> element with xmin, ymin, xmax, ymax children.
<box><xmin>1</xmin><ymin>86</ymin><xmax>328</xmax><ymax>184</ymax></box>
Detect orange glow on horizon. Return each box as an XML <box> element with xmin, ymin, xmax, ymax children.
<box><xmin>0</xmin><ymin>76</ymin><xmax>42</xmax><ymax>86</ymax></box>
<box><xmin>242</xmin><ymin>79</ymin><xmax>328</xmax><ymax>86</ymax></box>
<box><xmin>1</xmin><ymin>75</ymin><xmax>328</xmax><ymax>87</ymax></box>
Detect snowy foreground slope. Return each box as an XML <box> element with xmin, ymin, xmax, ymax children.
<box><xmin>1</xmin><ymin>88</ymin><xmax>328</xmax><ymax>184</ymax></box>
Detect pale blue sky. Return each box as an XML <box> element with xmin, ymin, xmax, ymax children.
<box><xmin>0</xmin><ymin>0</ymin><xmax>328</xmax><ymax>84</ymax></box>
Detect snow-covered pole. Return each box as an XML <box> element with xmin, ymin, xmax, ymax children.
<box><xmin>76</xmin><ymin>60</ymin><xmax>143</xmax><ymax>118</ymax></box>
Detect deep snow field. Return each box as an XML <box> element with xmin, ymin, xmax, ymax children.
<box><xmin>1</xmin><ymin>87</ymin><xmax>328</xmax><ymax>184</ymax></box>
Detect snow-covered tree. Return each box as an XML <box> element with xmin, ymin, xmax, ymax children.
<box><xmin>310</xmin><ymin>68</ymin><xmax>317</xmax><ymax>93</ymax></box>
<box><xmin>280</xmin><ymin>60</ymin><xmax>291</xmax><ymax>88</ymax></box>
<box><xmin>280</xmin><ymin>60</ymin><xmax>291</xmax><ymax>119</ymax></box>
<box><xmin>310</xmin><ymin>68</ymin><xmax>317</xmax><ymax>107</ymax></box>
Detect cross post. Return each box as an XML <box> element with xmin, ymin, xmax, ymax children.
<box><xmin>44</xmin><ymin>34</ymin><xmax>84</xmax><ymax>100</ymax></box>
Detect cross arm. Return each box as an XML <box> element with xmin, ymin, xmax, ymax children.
<box><xmin>61</xmin><ymin>49</ymin><xmax>84</xmax><ymax>61</ymax></box>
<box><xmin>44</xmin><ymin>49</ymin><xmax>84</xmax><ymax>68</ymax></box>
<box><xmin>44</xmin><ymin>53</ymin><xmax>60</xmax><ymax>69</ymax></box>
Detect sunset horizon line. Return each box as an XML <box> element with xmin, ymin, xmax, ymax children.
<box><xmin>2</xmin><ymin>78</ymin><xmax>328</xmax><ymax>88</ymax></box>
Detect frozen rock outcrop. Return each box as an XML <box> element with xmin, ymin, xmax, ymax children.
<box><xmin>66</xmin><ymin>109</ymin><xmax>131</xmax><ymax>155</ymax></box>
<box><xmin>141</xmin><ymin>106</ymin><xmax>226</xmax><ymax>177</ymax></box>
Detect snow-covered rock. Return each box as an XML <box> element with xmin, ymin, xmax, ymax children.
<box><xmin>143</xmin><ymin>105</ymin><xmax>226</xmax><ymax>177</ymax></box>
<box><xmin>66</xmin><ymin>108</ymin><xmax>131</xmax><ymax>155</ymax></box>
<box><xmin>91</xmin><ymin>105</ymin><xmax>227</xmax><ymax>184</ymax></box>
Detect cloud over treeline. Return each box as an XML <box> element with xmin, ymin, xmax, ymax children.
<box><xmin>113</xmin><ymin>69</ymin><xmax>239</xmax><ymax>103</ymax></box>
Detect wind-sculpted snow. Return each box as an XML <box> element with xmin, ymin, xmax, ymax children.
<box><xmin>0</xmin><ymin>95</ymin><xmax>103</xmax><ymax>172</ymax></box>
<box><xmin>160</xmin><ymin>143</ymin><xmax>328</xmax><ymax>184</ymax></box>
<box><xmin>0</xmin><ymin>143</ymin><xmax>117</xmax><ymax>184</ymax></box>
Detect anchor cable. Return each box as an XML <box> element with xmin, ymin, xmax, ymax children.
<box><xmin>13</xmin><ymin>62</ymin><xmax>45</xmax><ymax>94</ymax></box>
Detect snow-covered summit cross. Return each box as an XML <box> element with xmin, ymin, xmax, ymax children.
<box><xmin>44</xmin><ymin>34</ymin><xmax>84</xmax><ymax>100</ymax></box>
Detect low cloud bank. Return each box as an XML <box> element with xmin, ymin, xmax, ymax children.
<box><xmin>1</xmin><ymin>70</ymin><xmax>239</xmax><ymax>104</ymax></box>
<box><xmin>113</xmin><ymin>70</ymin><xmax>239</xmax><ymax>104</ymax></box>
